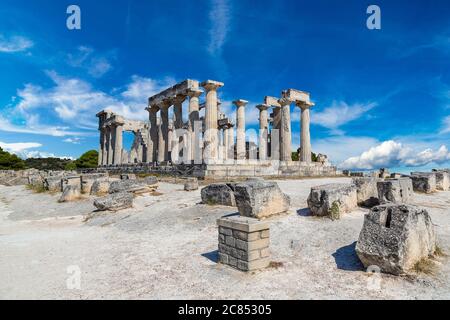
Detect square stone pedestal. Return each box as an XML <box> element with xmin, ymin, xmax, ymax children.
<box><xmin>217</xmin><ymin>216</ymin><xmax>270</xmax><ymax>272</ymax></box>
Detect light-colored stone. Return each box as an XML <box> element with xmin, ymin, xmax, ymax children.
<box><xmin>377</xmin><ymin>178</ymin><xmax>413</xmax><ymax>203</ymax></box>
<box><xmin>356</xmin><ymin>203</ymin><xmax>436</xmax><ymax>275</ymax></box>
<box><xmin>307</xmin><ymin>183</ymin><xmax>357</xmax><ymax>219</ymax></box>
<box><xmin>59</xmin><ymin>185</ymin><xmax>81</xmax><ymax>203</ymax></box>
<box><xmin>352</xmin><ymin>177</ymin><xmax>380</xmax><ymax>207</ymax></box>
<box><xmin>184</xmin><ymin>177</ymin><xmax>198</xmax><ymax>191</ymax></box>
<box><xmin>90</xmin><ymin>179</ymin><xmax>111</xmax><ymax>196</ymax></box>
<box><xmin>434</xmin><ymin>171</ymin><xmax>450</xmax><ymax>191</ymax></box>
<box><xmin>93</xmin><ymin>192</ymin><xmax>133</xmax><ymax>211</ymax></box>
<box><xmin>109</xmin><ymin>178</ymin><xmax>157</xmax><ymax>194</ymax></box>
<box><xmin>234</xmin><ymin>180</ymin><xmax>290</xmax><ymax>219</ymax></box>
<box><xmin>411</xmin><ymin>172</ymin><xmax>437</xmax><ymax>194</ymax></box>
<box><xmin>44</xmin><ymin>176</ymin><xmax>62</xmax><ymax>192</ymax></box>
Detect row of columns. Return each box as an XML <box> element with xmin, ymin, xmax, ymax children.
<box><xmin>99</xmin><ymin>123</ymin><xmax>124</xmax><ymax>166</ymax></box>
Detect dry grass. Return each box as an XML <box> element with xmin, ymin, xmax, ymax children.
<box><xmin>434</xmin><ymin>245</ymin><xmax>447</xmax><ymax>258</ymax></box>
<box><xmin>268</xmin><ymin>261</ymin><xmax>284</xmax><ymax>269</ymax></box>
<box><xmin>412</xmin><ymin>258</ymin><xmax>438</xmax><ymax>275</ymax></box>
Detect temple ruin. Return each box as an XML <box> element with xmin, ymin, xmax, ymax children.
<box><xmin>96</xmin><ymin>79</ymin><xmax>337</xmax><ymax>178</ymax></box>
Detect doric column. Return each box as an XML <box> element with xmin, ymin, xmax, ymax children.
<box><xmin>278</xmin><ymin>97</ymin><xmax>293</xmax><ymax>161</ymax></box>
<box><xmin>106</xmin><ymin>127</ymin><xmax>114</xmax><ymax>165</ymax></box>
<box><xmin>256</xmin><ymin>104</ymin><xmax>270</xmax><ymax>160</ymax></box>
<box><xmin>173</xmin><ymin>95</ymin><xmax>185</xmax><ymax>130</ymax></box>
<box><xmin>186</xmin><ymin>89</ymin><xmax>202</xmax><ymax>162</ymax></box>
<box><xmin>201</xmin><ymin>80</ymin><xmax>224</xmax><ymax>162</ymax></box>
<box><xmin>113</xmin><ymin>124</ymin><xmax>123</xmax><ymax>165</ymax></box>
<box><xmin>226</xmin><ymin>125</ymin><xmax>235</xmax><ymax>160</ymax></box>
<box><xmin>148</xmin><ymin>105</ymin><xmax>159</xmax><ymax>163</ymax></box>
<box><xmin>159</xmin><ymin>99</ymin><xmax>171</xmax><ymax>162</ymax></box>
<box><xmin>98</xmin><ymin>129</ymin><xmax>105</xmax><ymax>166</ymax></box>
<box><xmin>296</xmin><ymin>101</ymin><xmax>315</xmax><ymax>163</ymax></box>
<box><xmin>234</xmin><ymin>99</ymin><xmax>248</xmax><ymax>160</ymax></box>
<box><xmin>157</xmin><ymin>118</ymin><xmax>165</xmax><ymax>163</ymax></box>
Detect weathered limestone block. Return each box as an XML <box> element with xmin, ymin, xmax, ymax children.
<box><xmin>44</xmin><ymin>176</ymin><xmax>63</xmax><ymax>192</ymax></box>
<box><xmin>184</xmin><ymin>177</ymin><xmax>199</xmax><ymax>191</ymax></box>
<box><xmin>356</xmin><ymin>204</ymin><xmax>436</xmax><ymax>275</ymax></box>
<box><xmin>109</xmin><ymin>178</ymin><xmax>157</xmax><ymax>194</ymax></box>
<box><xmin>93</xmin><ymin>192</ymin><xmax>133</xmax><ymax>211</ymax></box>
<box><xmin>28</xmin><ymin>175</ymin><xmax>44</xmax><ymax>188</ymax></box>
<box><xmin>81</xmin><ymin>173</ymin><xmax>108</xmax><ymax>194</ymax></box>
<box><xmin>234</xmin><ymin>180</ymin><xmax>290</xmax><ymax>218</ymax></box>
<box><xmin>377</xmin><ymin>178</ymin><xmax>413</xmax><ymax>203</ymax></box>
<box><xmin>61</xmin><ymin>176</ymin><xmax>82</xmax><ymax>192</ymax></box>
<box><xmin>201</xmin><ymin>183</ymin><xmax>236</xmax><ymax>206</ymax></box>
<box><xmin>217</xmin><ymin>216</ymin><xmax>270</xmax><ymax>272</ymax></box>
<box><xmin>352</xmin><ymin>177</ymin><xmax>380</xmax><ymax>207</ymax></box>
<box><xmin>59</xmin><ymin>185</ymin><xmax>81</xmax><ymax>203</ymax></box>
<box><xmin>90</xmin><ymin>180</ymin><xmax>111</xmax><ymax>196</ymax></box>
<box><xmin>410</xmin><ymin>173</ymin><xmax>437</xmax><ymax>194</ymax></box>
<box><xmin>307</xmin><ymin>183</ymin><xmax>357</xmax><ymax>219</ymax></box>
<box><xmin>434</xmin><ymin>171</ymin><xmax>450</xmax><ymax>191</ymax></box>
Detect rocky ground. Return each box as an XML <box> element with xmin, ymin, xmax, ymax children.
<box><xmin>0</xmin><ymin>177</ymin><xmax>449</xmax><ymax>299</ymax></box>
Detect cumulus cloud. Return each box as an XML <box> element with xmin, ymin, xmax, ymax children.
<box><xmin>340</xmin><ymin>140</ymin><xmax>450</xmax><ymax>170</ymax></box>
<box><xmin>63</xmin><ymin>137</ymin><xmax>82</xmax><ymax>144</ymax></box>
<box><xmin>0</xmin><ymin>71</ymin><xmax>177</xmax><ymax>137</ymax></box>
<box><xmin>440</xmin><ymin>115</ymin><xmax>450</xmax><ymax>134</ymax></box>
<box><xmin>0</xmin><ymin>141</ymin><xmax>71</xmax><ymax>159</ymax></box>
<box><xmin>312</xmin><ymin>101</ymin><xmax>377</xmax><ymax>134</ymax></box>
<box><xmin>0</xmin><ymin>35</ymin><xmax>33</xmax><ymax>53</ymax></box>
<box><xmin>207</xmin><ymin>0</ymin><xmax>231</xmax><ymax>55</ymax></box>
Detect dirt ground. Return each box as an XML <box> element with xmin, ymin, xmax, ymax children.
<box><xmin>0</xmin><ymin>177</ymin><xmax>449</xmax><ymax>300</ymax></box>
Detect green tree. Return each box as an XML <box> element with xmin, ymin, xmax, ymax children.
<box><xmin>64</xmin><ymin>161</ymin><xmax>77</xmax><ymax>171</ymax></box>
<box><xmin>74</xmin><ymin>150</ymin><xmax>98</xmax><ymax>169</ymax></box>
<box><xmin>0</xmin><ymin>147</ymin><xmax>26</xmax><ymax>170</ymax></box>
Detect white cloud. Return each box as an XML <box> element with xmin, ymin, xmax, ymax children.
<box><xmin>207</xmin><ymin>0</ymin><xmax>231</xmax><ymax>55</ymax></box>
<box><xmin>1</xmin><ymin>72</ymin><xmax>177</xmax><ymax>137</ymax></box>
<box><xmin>63</xmin><ymin>137</ymin><xmax>82</xmax><ymax>144</ymax></box>
<box><xmin>312</xmin><ymin>101</ymin><xmax>377</xmax><ymax>134</ymax></box>
<box><xmin>340</xmin><ymin>140</ymin><xmax>450</xmax><ymax>170</ymax></box>
<box><xmin>67</xmin><ymin>46</ymin><xmax>113</xmax><ymax>78</ymax></box>
<box><xmin>440</xmin><ymin>115</ymin><xmax>450</xmax><ymax>134</ymax></box>
<box><xmin>0</xmin><ymin>141</ymin><xmax>42</xmax><ymax>153</ymax></box>
<box><xmin>0</xmin><ymin>35</ymin><xmax>33</xmax><ymax>53</ymax></box>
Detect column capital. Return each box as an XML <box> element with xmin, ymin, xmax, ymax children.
<box><xmin>295</xmin><ymin>101</ymin><xmax>315</xmax><ymax>109</ymax></box>
<box><xmin>146</xmin><ymin>104</ymin><xmax>160</xmax><ymax>112</ymax></box>
<box><xmin>173</xmin><ymin>94</ymin><xmax>187</xmax><ymax>104</ymax></box>
<box><xmin>256</xmin><ymin>104</ymin><xmax>270</xmax><ymax>111</ymax></box>
<box><xmin>186</xmin><ymin>88</ymin><xmax>203</xmax><ymax>98</ymax></box>
<box><xmin>278</xmin><ymin>97</ymin><xmax>292</xmax><ymax>106</ymax></box>
<box><xmin>160</xmin><ymin>98</ymin><xmax>173</xmax><ymax>109</ymax></box>
<box><xmin>201</xmin><ymin>80</ymin><xmax>224</xmax><ymax>91</ymax></box>
<box><xmin>233</xmin><ymin>99</ymin><xmax>249</xmax><ymax>108</ymax></box>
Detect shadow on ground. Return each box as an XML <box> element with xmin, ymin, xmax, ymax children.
<box><xmin>297</xmin><ymin>207</ymin><xmax>311</xmax><ymax>217</ymax></box>
<box><xmin>202</xmin><ymin>250</ymin><xmax>219</xmax><ymax>263</ymax></box>
<box><xmin>332</xmin><ymin>242</ymin><xmax>365</xmax><ymax>271</ymax></box>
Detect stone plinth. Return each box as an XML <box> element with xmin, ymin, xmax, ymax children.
<box><xmin>411</xmin><ymin>173</ymin><xmax>437</xmax><ymax>194</ymax></box>
<box><xmin>307</xmin><ymin>183</ymin><xmax>357</xmax><ymax>219</ymax></box>
<box><xmin>356</xmin><ymin>204</ymin><xmax>436</xmax><ymax>275</ymax></box>
<box><xmin>217</xmin><ymin>216</ymin><xmax>270</xmax><ymax>272</ymax></box>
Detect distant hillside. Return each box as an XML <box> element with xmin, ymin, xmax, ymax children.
<box><xmin>25</xmin><ymin>157</ymin><xmax>73</xmax><ymax>171</ymax></box>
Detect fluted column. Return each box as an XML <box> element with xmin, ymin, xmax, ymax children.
<box><xmin>159</xmin><ymin>99</ymin><xmax>171</xmax><ymax>162</ymax></box>
<box><xmin>257</xmin><ymin>104</ymin><xmax>270</xmax><ymax>160</ymax></box>
<box><xmin>113</xmin><ymin>124</ymin><xmax>123</xmax><ymax>165</ymax></box>
<box><xmin>106</xmin><ymin>127</ymin><xmax>114</xmax><ymax>165</ymax></box>
<box><xmin>148</xmin><ymin>105</ymin><xmax>159</xmax><ymax>163</ymax></box>
<box><xmin>157</xmin><ymin>118</ymin><xmax>164</xmax><ymax>163</ymax></box>
<box><xmin>201</xmin><ymin>80</ymin><xmax>224</xmax><ymax>163</ymax></box>
<box><xmin>186</xmin><ymin>89</ymin><xmax>202</xmax><ymax>162</ymax></box>
<box><xmin>234</xmin><ymin>99</ymin><xmax>248</xmax><ymax>160</ymax></box>
<box><xmin>98</xmin><ymin>129</ymin><xmax>105</xmax><ymax>166</ymax></box>
<box><xmin>279</xmin><ymin>97</ymin><xmax>292</xmax><ymax>161</ymax></box>
<box><xmin>297</xmin><ymin>101</ymin><xmax>315</xmax><ymax>163</ymax></box>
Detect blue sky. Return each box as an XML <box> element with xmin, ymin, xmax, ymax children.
<box><xmin>0</xmin><ymin>0</ymin><xmax>450</xmax><ymax>172</ymax></box>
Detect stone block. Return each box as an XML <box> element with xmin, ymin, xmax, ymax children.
<box><xmin>59</xmin><ymin>185</ymin><xmax>81</xmax><ymax>203</ymax></box>
<box><xmin>201</xmin><ymin>183</ymin><xmax>236</xmax><ymax>206</ymax></box>
<box><xmin>434</xmin><ymin>171</ymin><xmax>450</xmax><ymax>191</ymax></box>
<box><xmin>90</xmin><ymin>179</ymin><xmax>111</xmax><ymax>196</ymax></box>
<box><xmin>234</xmin><ymin>180</ymin><xmax>290</xmax><ymax>219</ymax></box>
<box><xmin>44</xmin><ymin>176</ymin><xmax>63</xmax><ymax>192</ymax></box>
<box><xmin>377</xmin><ymin>178</ymin><xmax>413</xmax><ymax>203</ymax></box>
<box><xmin>61</xmin><ymin>176</ymin><xmax>82</xmax><ymax>192</ymax></box>
<box><xmin>356</xmin><ymin>204</ymin><xmax>436</xmax><ymax>275</ymax></box>
<box><xmin>307</xmin><ymin>183</ymin><xmax>357</xmax><ymax>219</ymax></box>
<box><xmin>109</xmin><ymin>179</ymin><xmax>157</xmax><ymax>194</ymax></box>
<box><xmin>352</xmin><ymin>177</ymin><xmax>380</xmax><ymax>207</ymax></box>
<box><xmin>410</xmin><ymin>173</ymin><xmax>437</xmax><ymax>193</ymax></box>
<box><xmin>184</xmin><ymin>177</ymin><xmax>199</xmax><ymax>191</ymax></box>
<box><xmin>93</xmin><ymin>192</ymin><xmax>133</xmax><ymax>211</ymax></box>
<box><xmin>217</xmin><ymin>216</ymin><xmax>270</xmax><ymax>272</ymax></box>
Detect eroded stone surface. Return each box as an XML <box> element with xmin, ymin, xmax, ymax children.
<box><xmin>184</xmin><ymin>177</ymin><xmax>199</xmax><ymax>191</ymax></box>
<box><xmin>59</xmin><ymin>185</ymin><xmax>81</xmax><ymax>203</ymax></box>
<box><xmin>201</xmin><ymin>183</ymin><xmax>236</xmax><ymax>206</ymax></box>
<box><xmin>352</xmin><ymin>177</ymin><xmax>380</xmax><ymax>207</ymax></box>
<box><xmin>307</xmin><ymin>183</ymin><xmax>357</xmax><ymax>219</ymax></box>
<box><xmin>109</xmin><ymin>178</ymin><xmax>157</xmax><ymax>194</ymax></box>
<box><xmin>411</xmin><ymin>173</ymin><xmax>437</xmax><ymax>194</ymax></box>
<box><xmin>234</xmin><ymin>180</ymin><xmax>290</xmax><ymax>219</ymax></box>
<box><xmin>93</xmin><ymin>192</ymin><xmax>133</xmax><ymax>211</ymax></box>
<box><xmin>377</xmin><ymin>178</ymin><xmax>413</xmax><ymax>204</ymax></box>
<box><xmin>90</xmin><ymin>179</ymin><xmax>111</xmax><ymax>196</ymax></box>
<box><xmin>356</xmin><ymin>203</ymin><xmax>436</xmax><ymax>275</ymax></box>
<box><xmin>433</xmin><ymin>171</ymin><xmax>450</xmax><ymax>191</ymax></box>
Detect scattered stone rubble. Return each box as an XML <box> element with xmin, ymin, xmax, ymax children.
<box><xmin>356</xmin><ymin>203</ymin><xmax>436</xmax><ymax>275</ymax></box>
<box><xmin>432</xmin><ymin>170</ymin><xmax>450</xmax><ymax>191</ymax></box>
<box><xmin>201</xmin><ymin>183</ymin><xmax>237</xmax><ymax>206</ymax></box>
<box><xmin>184</xmin><ymin>177</ymin><xmax>199</xmax><ymax>191</ymax></box>
<box><xmin>59</xmin><ymin>185</ymin><xmax>81</xmax><ymax>203</ymax></box>
<box><xmin>93</xmin><ymin>192</ymin><xmax>134</xmax><ymax>211</ymax></box>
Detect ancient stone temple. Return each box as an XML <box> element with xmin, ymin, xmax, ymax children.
<box><xmin>96</xmin><ymin>79</ymin><xmax>337</xmax><ymax>179</ymax></box>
